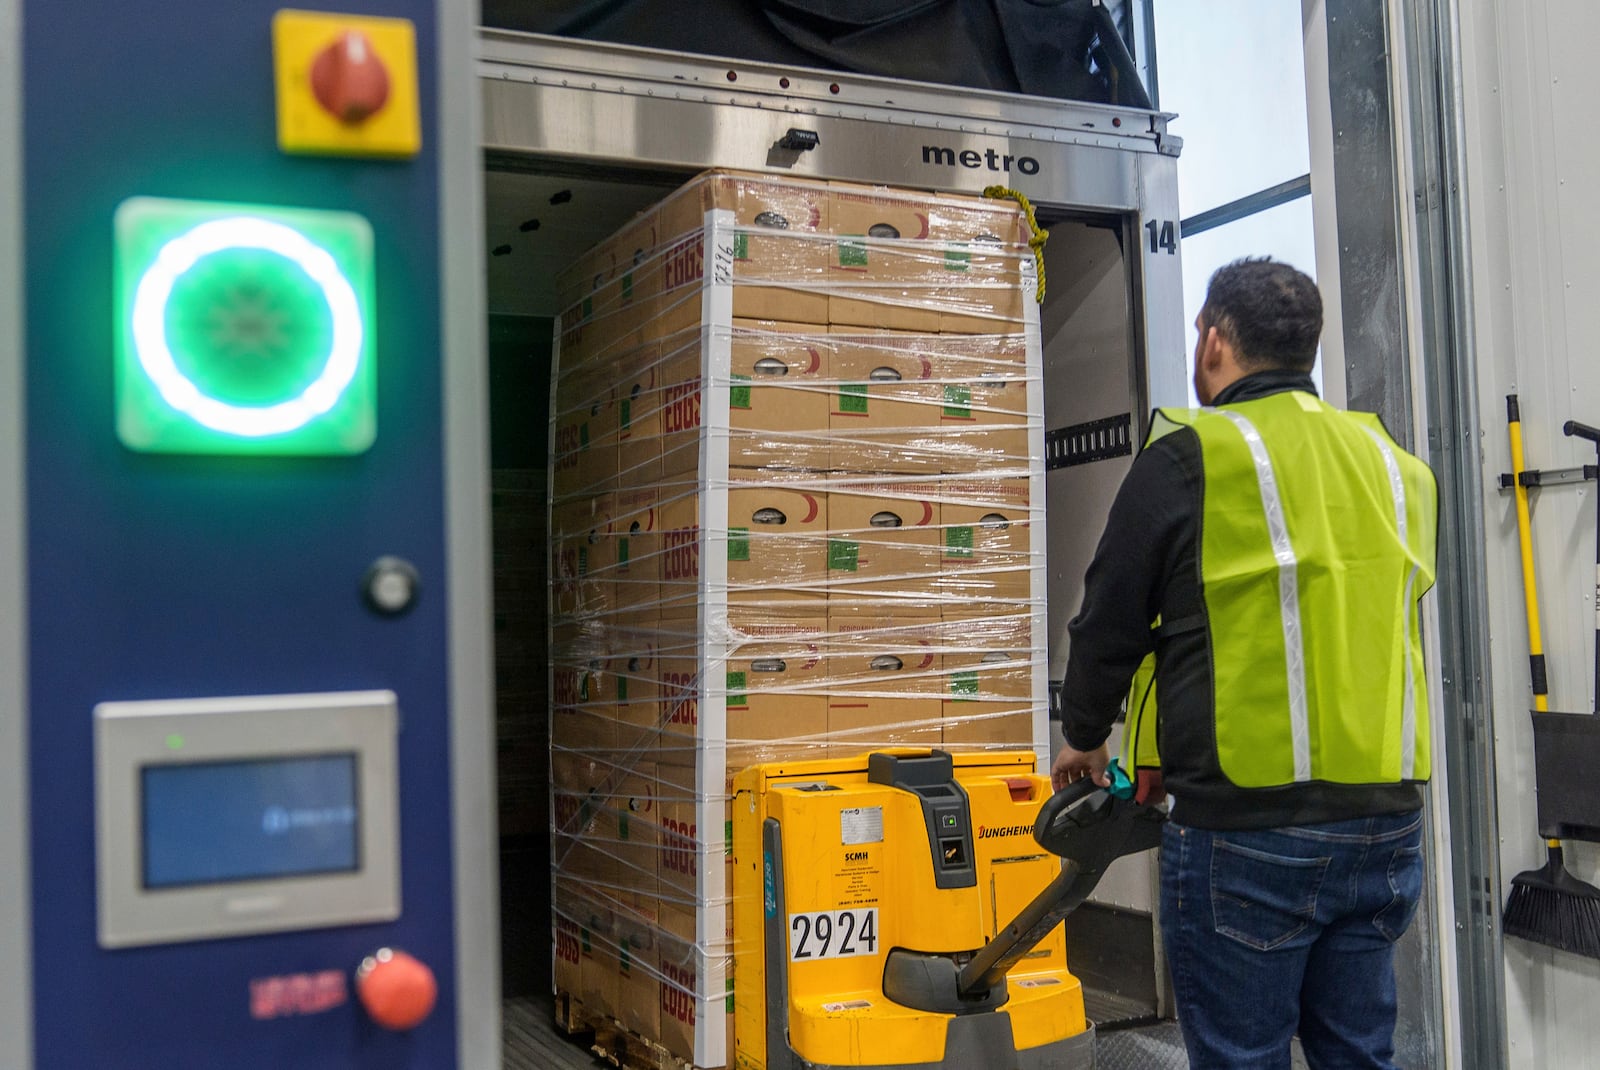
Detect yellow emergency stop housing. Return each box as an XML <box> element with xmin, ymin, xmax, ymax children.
<box><xmin>733</xmin><ymin>750</ymin><xmax>1109</xmax><ymax>1070</ymax></box>
<box><xmin>272</xmin><ymin>9</ymin><xmax>422</xmax><ymax>158</ymax></box>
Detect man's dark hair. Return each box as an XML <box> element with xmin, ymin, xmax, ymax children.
<box><xmin>1199</xmin><ymin>258</ymin><xmax>1323</xmax><ymax>373</ymax></box>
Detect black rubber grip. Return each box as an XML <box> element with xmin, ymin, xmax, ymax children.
<box><xmin>1531</xmin><ymin>654</ymin><xmax>1549</xmax><ymax>696</ymax></box>
<box><xmin>1508</xmin><ymin>394</ymin><xmax>1522</xmax><ymax>423</ymax></box>
<box><xmin>1565</xmin><ymin>419</ymin><xmax>1600</xmax><ymax>444</ymax></box>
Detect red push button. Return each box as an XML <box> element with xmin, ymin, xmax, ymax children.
<box><xmin>355</xmin><ymin>948</ymin><xmax>437</xmax><ymax>1031</ymax></box>
<box><xmin>310</xmin><ymin>29</ymin><xmax>391</xmax><ymax>124</ymax></box>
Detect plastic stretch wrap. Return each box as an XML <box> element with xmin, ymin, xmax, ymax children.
<box><xmin>545</xmin><ymin>171</ymin><xmax>1046</xmax><ymax>1066</ymax></box>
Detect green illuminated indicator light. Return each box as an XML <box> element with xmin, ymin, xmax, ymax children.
<box><xmin>165</xmin><ymin>734</ymin><xmax>185</xmax><ymax>751</ymax></box>
<box><xmin>115</xmin><ymin>196</ymin><xmax>376</xmax><ymax>456</ymax></box>
<box><xmin>132</xmin><ymin>218</ymin><xmax>362</xmax><ymax>436</ymax></box>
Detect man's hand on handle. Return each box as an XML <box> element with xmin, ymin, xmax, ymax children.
<box><xmin>1051</xmin><ymin>742</ymin><xmax>1110</xmax><ymax>794</ymax></box>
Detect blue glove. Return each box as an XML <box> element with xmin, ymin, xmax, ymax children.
<box><xmin>1105</xmin><ymin>758</ymin><xmax>1136</xmax><ymax>801</ymax></box>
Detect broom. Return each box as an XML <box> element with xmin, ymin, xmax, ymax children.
<box><xmin>1501</xmin><ymin>398</ymin><xmax>1600</xmax><ymax>957</ymax></box>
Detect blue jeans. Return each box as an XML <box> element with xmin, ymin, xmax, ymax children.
<box><xmin>1158</xmin><ymin>813</ymin><xmax>1425</xmax><ymax>1070</ymax></box>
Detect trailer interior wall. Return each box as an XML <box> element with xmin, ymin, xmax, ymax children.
<box><xmin>1457</xmin><ymin>0</ymin><xmax>1600</xmax><ymax>1062</ymax></box>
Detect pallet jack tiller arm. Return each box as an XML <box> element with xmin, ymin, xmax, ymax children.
<box><xmin>955</xmin><ymin>771</ymin><xmax>1167</xmax><ymax>1000</ymax></box>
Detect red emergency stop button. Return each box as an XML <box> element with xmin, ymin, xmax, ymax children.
<box><xmin>310</xmin><ymin>29</ymin><xmax>391</xmax><ymax>124</ymax></box>
<box><xmin>356</xmin><ymin>948</ymin><xmax>437</xmax><ymax>1031</ymax></box>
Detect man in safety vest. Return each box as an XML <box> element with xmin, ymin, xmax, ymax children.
<box><xmin>1052</xmin><ymin>258</ymin><xmax>1437</xmax><ymax>1069</ymax></box>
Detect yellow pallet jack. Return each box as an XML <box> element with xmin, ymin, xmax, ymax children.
<box><xmin>732</xmin><ymin>749</ymin><xmax>1164</xmax><ymax>1069</ymax></box>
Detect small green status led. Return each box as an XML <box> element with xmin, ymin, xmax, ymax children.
<box><xmin>164</xmin><ymin>734</ymin><xmax>185</xmax><ymax>751</ymax></box>
<box><xmin>114</xmin><ymin>196</ymin><xmax>376</xmax><ymax>455</ymax></box>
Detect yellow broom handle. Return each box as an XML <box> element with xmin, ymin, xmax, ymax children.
<box><xmin>1508</xmin><ymin>396</ymin><xmax>1549</xmax><ymax>714</ymax></box>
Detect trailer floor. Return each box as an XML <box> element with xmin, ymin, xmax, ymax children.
<box><xmin>501</xmin><ymin>989</ymin><xmax>1232</xmax><ymax>1070</ymax></box>
<box><xmin>504</xmin><ymin>993</ymin><xmax>605</xmax><ymax>1068</ymax></box>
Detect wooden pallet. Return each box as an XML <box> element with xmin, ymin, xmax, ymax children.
<box><xmin>554</xmin><ymin>989</ymin><xmax>699</xmax><ymax>1070</ymax></box>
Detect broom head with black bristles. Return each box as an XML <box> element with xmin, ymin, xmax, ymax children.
<box><xmin>1504</xmin><ymin>842</ymin><xmax>1600</xmax><ymax>958</ymax></box>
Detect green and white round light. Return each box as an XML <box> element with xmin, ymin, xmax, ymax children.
<box><xmin>129</xmin><ymin>216</ymin><xmax>364</xmax><ymax>437</ymax></box>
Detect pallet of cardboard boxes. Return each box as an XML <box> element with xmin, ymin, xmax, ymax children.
<box><xmin>547</xmin><ymin>170</ymin><xmax>1045</xmax><ymax>1069</ymax></box>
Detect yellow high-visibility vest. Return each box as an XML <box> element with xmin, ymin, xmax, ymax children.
<box><xmin>1124</xmin><ymin>391</ymin><xmax>1437</xmax><ymax>787</ymax></box>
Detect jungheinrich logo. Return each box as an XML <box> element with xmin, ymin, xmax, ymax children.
<box><xmin>976</xmin><ymin>825</ymin><xmax>1031</xmax><ymax>840</ymax></box>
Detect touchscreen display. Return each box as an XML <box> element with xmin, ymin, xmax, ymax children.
<box><xmin>141</xmin><ymin>754</ymin><xmax>360</xmax><ymax>889</ymax></box>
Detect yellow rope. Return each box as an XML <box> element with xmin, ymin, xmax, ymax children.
<box><xmin>983</xmin><ymin>185</ymin><xmax>1048</xmax><ymax>303</ymax></box>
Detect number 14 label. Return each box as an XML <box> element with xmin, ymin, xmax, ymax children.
<box><xmin>789</xmin><ymin>908</ymin><xmax>878</xmax><ymax>961</ymax></box>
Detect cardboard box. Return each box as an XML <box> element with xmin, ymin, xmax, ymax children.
<box><xmin>615</xmin><ymin>891</ymin><xmax>662</xmax><ymax>1040</ymax></box>
<box><xmin>828</xmin><ymin>284</ymin><xmax>948</xmax><ymax>333</ymax></box>
<box><xmin>939</xmin><ymin>286</ymin><xmax>1029</xmax><ymax>336</ymax></box>
<box><xmin>550</xmin><ymin>749</ymin><xmax>618</xmax><ymax>885</ymax></box>
<box><xmin>555</xmin><ymin>241</ymin><xmax>599</xmax><ymax>368</ymax></box>
<box><xmin>580</xmin><ymin>898</ymin><xmax>624</xmax><ymax>1024</ymax></box>
<box><xmin>556</xmin><ymin>242</ymin><xmax>597</xmax><ymax>326</ymax></box>
<box><xmin>654</xmin><ymin>648</ymin><xmax>700</xmax><ymax>766</ymax></box>
<box><xmin>725</xmin><ymin>617</ymin><xmax>830</xmax><ymax>775</ymax></box>
<box><xmin>659</xmin><ymin>334</ymin><xmax>707</xmax><ymax>483</ymax></box>
<box><xmin>616</xmin><ymin>340</ymin><xmax>665</xmax><ymax>487</ymax></box>
<box><xmin>728</xmin><ymin>320</ymin><xmax>831</xmax><ymax>470</ymax></box>
<box><xmin>603</xmin><ymin>207</ymin><xmax>664</xmax><ymax>327</ymax></box>
<box><xmin>938</xmin><ymin>477</ymin><xmax>1034</xmax><ymax>605</ymax></box>
<box><xmin>551</xmin><ymin>621</ymin><xmax>612</xmax><ymax>717</ymax></box>
<box><xmin>940</xmin><ymin>611</ymin><xmax>1036</xmax><ymax>748</ymax></box>
<box><xmin>656</xmin><ymin>171</ymin><xmax>831</xmax><ymax>334</ymax></box>
<box><xmin>656</xmin><ymin>320</ymin><xmax>835</xmax><ymax>478</ymax></box>
<box><xmin>610</xmin><ymin>486</ymin><xmax>662</xmax><ymax>611</ymax></box>
<box><xmin>656</xmin><ymin>868</ymin><xmax>738</xmax><ymax>1063</ymax></box>
<box><xmin>607</xmin><ymin>761</ymin><xmax>661</xmax><ymax>900</ymax></box>
<box><xmin>826</xmin><ymin>483</ymin><xmax>942</xmax><ymax>617</ymax></box>
<box><xmin>551</xmin><ymin>495</ymin><xmax>615</xmax><ymax>618</ymax></box>
<box><xmin>727</xmin><ymin>481</ymin><xmax>829</xmax><ymax>613</ymax></box>
<box><xmin>827</xmin><ymin>328</ymin><xmax>947</xmax><ymax>473</ymax></box>
<box><xmin>554</xmin><ymin>876</ymin><xmax>616</xmax><ymax>1003</ymax></box>
<box><xmin>551</xmin><ymin>707</ymin><xmax>620</xmax><ymax>758</ymax></box>
<box><xmin>610</xmin><ymin>617</ymin><xmax>663</xmax><ymax>755</ymax></box>
<box><xmin>826</xmin><ymin>616</ymin><xmax>944</xmax><ymax>754</ymax></box>
<box><xmin>553</xmin><ymin>908</ymin><xmax>585</xmax><ymax>999</ymax></box>
<box><xmin>557</xmin><ymin>255</ymin><xmax>643</xmax><ymax>372</ymax></box>
<box><xmin>941</xmin><ymin>649</ymin><xmax>1036</xmax><ymax>747</ymax></box>
<box><xmin>827</xmin><ymin>183</ymin><xmax>1026</xmax><ymax>333</ymax></box>
<box><xmin>613</xmin><ymin>328</ymin><xmax>701</xmax><ymax>487</ymax></box>
<box><xmin>655</xmin><ymin>486</ymin><xmax>701</xmax><ymax>621</ymax></box>
<box><xmin>556</xmin><ymin>227</ymin><xmax>646</xmax><ymax>370</ymax></box>
<box><xmin>551</xmin><ymin>362</ymin><xmax>619</xmax><ymax>498</ymax></box>
<box><xmin>657</xmin><ymin>903</ymin><xmax>701</xmax><ymax>1063</ymax></box>
<box><xmin>826</xmin><ymin>182</ymin><xmax>933</xmax><ymax>282</ymax></box>
<box><xmin>655</xmin><ymin>475</ymin><xmax>826</xmax><ymax>619</ymax></box>
<box><xmin>931</xmin><ymin>198</ymin><xmax>1029</xmax><ymax>334</ymax></box>
<box><xmin>657</xmin><ymin>765</ymin><xmax>703</xmax><ymax>900</ymax></box>
<box><xmin>933</xmin><ymin>337</ymin><xmax>1034</xmax><ymax>472</ymax></box>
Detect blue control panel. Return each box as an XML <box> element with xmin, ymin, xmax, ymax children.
<box><xmin>21</xmin><ymin>3</ymin><xmax>466</xmax><ymax>1066</ymax></box>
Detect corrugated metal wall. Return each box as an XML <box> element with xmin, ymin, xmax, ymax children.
<box><xmin>1459</xmin><ymin>0</ymin><xmax>1600</xmax><ymax>1063</ymax></box>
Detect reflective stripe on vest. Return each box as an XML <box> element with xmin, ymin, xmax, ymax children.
<box><xmin>1361</xmin><ymin>425</ymin><xmax>1420</xmax><ymax>781</ymax></box>
<box><xmin>1217</xmin><ymin>408</ymin><xmax>1313</xmax><ymax>783</ymax></box>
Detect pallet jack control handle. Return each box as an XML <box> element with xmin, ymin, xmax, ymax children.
<box><xmin>954</xmin><ymin>769</ymin><xmax>1165</xmax><ymax>1000</ymax></box>
<box><xmin>1031</xmin><ymin>776</ymin><xmax>1104</xmax><ymax>835</ymax></box>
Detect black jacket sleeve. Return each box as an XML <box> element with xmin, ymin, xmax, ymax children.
<box><xmin>1059</xmin><ymin>433</ymin><xmax>1197</xmax><ymax>751</ymax></box>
